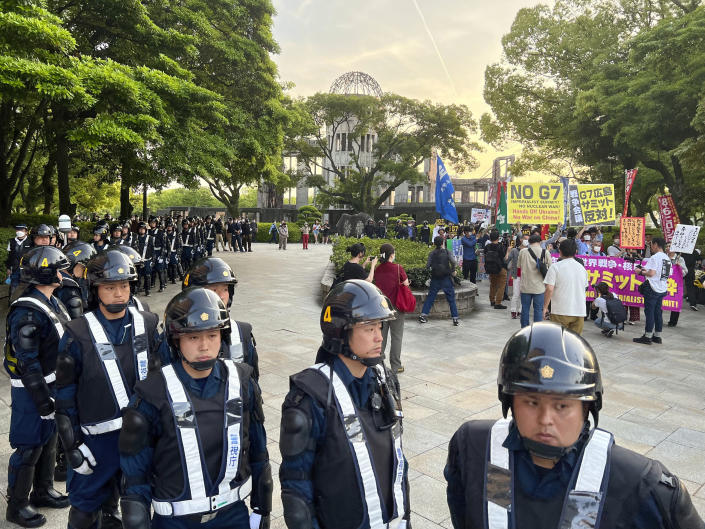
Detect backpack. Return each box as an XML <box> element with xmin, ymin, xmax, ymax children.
<box><xmin>603</xmin><ymin>296</ymin><xmax>627</xmax><ymax>333</ymax></box>
<box><xmin>430</xmin><ymin>249</ymin><xmax>452</xmax><ymax>279</ymax></box>
<box><xmin>528</xmin><ymin>248</ymin><xmax>548</xmax><ymax>278</ymax></box>
<box><xmin>484</xmin><ymin>245</ymin><xmax>502</xmax><ymax>275</ymax></box>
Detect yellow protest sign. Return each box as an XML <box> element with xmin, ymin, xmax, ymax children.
<box><xmin>507</xmin><ymin>183</ymin><xmax>564</xmax><ymax>224</ymax></box>
<box><xmin>568</xmin><ymin>184</ymin><xmax>616</xmax><ymax>225</ymax></box>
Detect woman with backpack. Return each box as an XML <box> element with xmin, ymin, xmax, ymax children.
<box><xmin>592</xmin><ymin>281</ymin><xmax>626</xmax><ymax>337</ymax></box>
<box><xmin>418</xmin><ymin>236</ymin><xmax>460</xmax><ymax>326</ymax></box>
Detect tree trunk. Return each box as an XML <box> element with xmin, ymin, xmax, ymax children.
<box><xmin>42</xmin><ymin>151</ymin><xmax>56</xmax><ymax>214</ymax></box>
<box><xmin>54</xmin><ymin>109</ymin><xmax>74</xmax><ymax>216</ymax></box>
<box><xmin>119</xmin><ymin>158</ymin><xmax>134</xmax><ymax>219</ymax></box>
<box><xmin>143</xmin><ymin>183</ymin><xmax>148</xmax><ymax>220</ymax></box>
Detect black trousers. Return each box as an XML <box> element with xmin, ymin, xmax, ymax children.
<box><xmin>462</xmin><ymin>259</ymin><xmax>478</xmax><ymax>283</ymax></box>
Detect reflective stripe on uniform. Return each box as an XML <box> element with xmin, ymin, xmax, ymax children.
<box><xmin>128</xmin><ymin>307</ymin><xmax>149</xmax><ymax>381</ymax></box>
<box><xmin>141</xmin><ymin>235</ymin><xmax>151</xmax><ymax>259</ymax></box>
<box><xmin>133</xmin><ymin>297</ymin><xmax>144</xmax><ymax>312</ymax></box>
<box><xmin>82</xmin><ymin>418</ymin><xmax>123</xmax><ymax>435</ymax></box>
<box><xmin>14</xmin><ymin>296</ymin><xmax>67</xmax><ymax>339</ymax></box>
<box><xmin>10</xmin><ymin>372</ymin><xmax>56</xmax><ymax>387</ymax></box>
<box><xmin>484</xmin><ymin>419</ymin><xmax>613</xmax><ymax>529</ymax></box>
<box><xmin>228</xmin><ymin>319</ymin><xmax>244</xmax><ymax>362</ymax></box>
<box><xmin>84</xmin><ymin>311</ymin><xmax>130</xmax><ymax>414</ymax></box>
<box><xmin>154</xmin><ymin>360</ymin><xmax>247</xmax><ymax>517</ymax></box>
<box><xmin>312</xmin><ymin>363</ymin><xmax>405</xmax><ymax>529</ymax></box>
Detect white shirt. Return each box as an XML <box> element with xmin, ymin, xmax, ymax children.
<box><xmin>644</xmin><ymin>251</ymin><xmax>670</xmax><ymax>293</ymax></box>
<box><xmin>593</xmin><ymin>296</ymin><xmax>612</xmax><ymax>324</ymax></box>
<box><xmin>606</xmin><ymin>245</ymin><xmax>622</xmax><ymax>257</ymax></box>
<box><xmin>544</xmin><ymin>258</ymin><xmax>589</xmax><ymax>316</ymax></box>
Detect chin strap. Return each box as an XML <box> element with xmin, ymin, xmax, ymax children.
<box><xmin>320</xmin><ymin>337</ymin><xmax>382</xmax><ymax>366</ymax></box>
<box><xmin>100</xmin><ymin>300</ymin><xmax>129</xmax><ymax>314</ymax></box>
<box><xmin>182</xmin><ymin>357</ymin><xmax>218</xmax><ymax>371</ymax></box>
<box><xmin>521</xmin><ymin>422</ymin><xmax>590</xmax><ymax>462</ymax></box>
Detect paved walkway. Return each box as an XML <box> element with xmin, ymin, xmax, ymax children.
<box><xmin>1</xmin><ymin>241</ymin><xmax>703</xmax><ymax>528</ymax></box>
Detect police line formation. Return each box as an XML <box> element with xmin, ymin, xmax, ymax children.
<box><xmin>3</xmin><ymin>218</ymin><xmax>704</xmax><ymax>529</ymax></box>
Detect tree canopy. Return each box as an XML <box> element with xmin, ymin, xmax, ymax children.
<box><xmin>482</xmin><ymin>0</ymin><xmax>705</xmax><ymax>224</ymax></box>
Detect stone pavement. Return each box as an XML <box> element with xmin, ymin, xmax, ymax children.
<box><xmin>0</xmin><ymin>241</ymin><xmax>703</xmax><ymax>528</ymax></box>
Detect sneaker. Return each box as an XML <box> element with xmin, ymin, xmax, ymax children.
<box><xmin>691</xmin><ymin>306</ymin><xmax>698</xmax><ymax>311</ymax></box>
<box><xmin>396</xmin><ymin>366</ymin><xmax>405</xmax><ymax>374</ymax></box>
<box><xmin>667</xmin><ymin>322</ymin><xmax>676</xmax><ymax>327</ymax></box>
<box><xmin>494</xmin><ymin>304</ymin><xmax>507</xmax><ymax>309</ymax></box>
<box><xmin>605</xmin><ymin>329</ymin><xmax>614</xmax><ymax>338</ymax></box>
<box><xmin>418</xmin><ymin>315</ymin><xmax>428</xmax><ymax>323</ymax></box>
<box><xmin>511</xmin><ymin>312</ymin><xmax>517</xmax><ymax>319</ymax></box>
<box><xmin>633</xmin><ymin>335</ymin><xmax>652</xmax><ymax>345</ymax></box>
<box><xmin>453</xmin><ymin>319</ymin><xmax>460</xmax><ymax>326</ymax></box>
<box><xmin>627</xmin><ymin>321</ymin><xmax>635</xmax><ymax>325</ymax></box>
<box><xmin>651</xmin><ymin>336</ymin><xmax>662</xmax><ymax>344</ymax></box>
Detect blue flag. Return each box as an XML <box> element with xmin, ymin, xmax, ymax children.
<box><xmin>435</xmin><ymin>156</ymin><xmax>459</xmax><ymax>224</ymax></box>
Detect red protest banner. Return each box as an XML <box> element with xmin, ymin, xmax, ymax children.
<box><xmin>657</xmin><ymin>195</ymin><xmax>680</xmax><ymax>243</ymax></box>
<box><xmin>619</xmin><ymin>217</ymin><xmax>645</xmax><ymax>249</ymax></box>
<box><xmin>623</xmin><ymin>168</ymin><xmax>638</xmax><ymax>216</ymax></box>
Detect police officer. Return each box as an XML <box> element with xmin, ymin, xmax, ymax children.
<box><xmin>132</xmin><ymin>222</ymin><xmax>154</xmax><ymax>296</ymax></box>
<box><xmin>181</xmin><ymin>257</ymin><xmax>259</xmax><ymax>379</ymax></box>
<box><xmin>108</xmin><ymin>244</ymin><xmax>152</xmax><ymax>312</ymax></box>
<box><xmin>92</xmin><ymin>224</ymin><xmax>109</xmax><ymax>253</ymax></box>
<box><xmin>444</xmin><ymin>321</ymin><xmax>704</xmax><ymax>529</ymax></box>
<box><xmin>203</xmin><ymin>215</ymin><xmax>216</xmax><ymax>256</ymax></box>
<box><xmin>121</xmin><ymin>223</ymin><xmax>134</xmax><ymax>247</ymax></box>
<box><xmin>56</xmin><ymin>241</ymin><xmax>96</xmax><ymax>321</ymax></box>
<box><xmin>164</xmin><ymin>221</ymin><xmax>183</xmax><ymax>284</ymax></box>
<box><xmin>4</xmin><ymin>246</ymin><xmax>72</xmax><ymax>527</ymax></box>
<box><xmin>64</xmin><ymin>225</ymin><xmax>81</xmax><ymax>247</ymax></box>
<box><xmin>108</xmin><ymin>223</ymin><xmax>124</xmax><ymax>245</ymax></box>
<box><xmin>118</xmin><ymin>287</ymin><xmax>272</xmax><ymax>529</ymax></box>
<box><xmin>148</xmin><ymin>217</ymin><xmax>167</xmax><ymax>291</ymax></box>
<box><xmin>180</xmin><ymin>219</ymin><xmax>195</xmax><ymax>270</ymax></box>
<box><xmin>279</xmin><ymin>280</ymin><xmax>410</xmax><ymax>529</ymax></box>
<box><xmin>6</xmin><ymin>223</ymin><xmax>31</xmax><ymax>300</ymax></box>
<box><xmin>55</xmin><ymin>250</ymin><xmax>159</xmax><ymax>529</ymax></box>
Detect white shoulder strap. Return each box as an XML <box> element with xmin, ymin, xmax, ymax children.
<box><xmin>218</xmin><ymin>360</ymin><xmax>243</xmax><ymax>494</ymax></box>
<box><xmin>128</xmin><ymin>307</ymin><xmax>149</xmax><ymax>381</ymax></box>
<box><xmin>487</xmin><ymin>418</ymin><xmax>511</xmax><ymax>529</ymax></box>
<box><xmin>84</xmin><ymin>312</ymin><xmax>130</xmax><ymax>410</ymax></box>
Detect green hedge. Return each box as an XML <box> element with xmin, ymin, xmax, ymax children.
<box><xmin>331</xmin><ymin>236</ymin><xmax>456</xmax><ymax>289</ymax></box>
<box><xmin>0</xmin><ymin>227</ymin><xmax>16</xmax><ymax>281</ymax></box>
<box><xmin>255</xmin><ymin>222</ymin><xmax>302</xmax><ymax>243</ymax></box>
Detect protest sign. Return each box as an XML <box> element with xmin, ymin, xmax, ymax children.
<box><xmin>568</xmin><ymin>184</ymin><xmax>616</xmax><ymax>225</ymax></box>
<box><xmin>657</xmin><ymin>195</ymin><xmax>680</xmax><ymax>243</ymax></box>
<box><xmin>669</xmin><ymin>224</ymin><xmax>700</xmax><ymax>254</ymax></box>
<box><xmin>471</xmin><ymin>208</ymin><xmax>491</xmax><ymax>223</ymax></box>
<box><xmin>550</xmin><ymin>254</ymin><xmax>683</xmax><ymax>312</ymax></box>
<box><xmin>507</xmin><ymin>183</ymin><xmax>564</xmax><ymax>224</ymax></box>
<box><xmin>619</xmin><ymin>217</ymin><xmax>645</xmax><ymax>249</ymax></box>
<box><xmin>623</xmin><ymin>168</ymin><xmax>638</xmax><ymax>216</ymax></box>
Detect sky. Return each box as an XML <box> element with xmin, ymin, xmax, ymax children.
<box><xmin>271</xmin><ymin>0</ymin><xmax>551</xmax><ymax>179</ymax></box>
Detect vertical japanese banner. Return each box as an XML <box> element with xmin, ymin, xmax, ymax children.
<box><xmin>568</xmin><ymin>184</ymin><xmax>616</xmax><ymax>225</ymax></box>
<box><xmin>619</xmin><ymin>217</ymin><xmax>645</xmax><ymax>249</ymax></box>
<box><xmin>497</xmin><ymin>183</ymin><xmax>511</xmax><ymax>234</ymax></box>
<box><xmin>623</xmin><ymin>168</ymin><xmax>638</xmax><ymax>216</ymax></box>
<box><xmin>657</xmin><ymin>195</ymin><xmax>680</xmax><ymax>242</ymax></box>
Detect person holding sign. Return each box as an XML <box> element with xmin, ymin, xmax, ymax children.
<box><xmin>667</xmin><ymin>244</ymin><xmax>688</xmax><ymax>328</ymax></box>
<box><xmin>633</xmin><ymin>237</ymin><xmax>670</xmax><ymax>345</ymax></box>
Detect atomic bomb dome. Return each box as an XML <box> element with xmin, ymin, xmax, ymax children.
<box><xmin>329</xmin><ymin>71</ymin><xmax>383</xmax><ymax>97</ymax></box>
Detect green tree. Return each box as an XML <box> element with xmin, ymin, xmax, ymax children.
<box><xmin>287</xmin><ymin>92</ymin><xmax>479</xmax><ymax>215</ymax></box>
<box><xmin>146</xmin><ymin>186</ymin><xmax>222</xmax><ymax>211</ymax></box>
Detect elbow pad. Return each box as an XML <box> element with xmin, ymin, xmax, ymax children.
<box><xmin>66</xmin><ymin>296</ymin><xmax>84</xmax><ymax>320</ymax></box>
<box><xmin>55</xmin><ymin>353</ymin><xmax>76</xmax><ymax>387</ymax></box>
<box><xmin>21</xmin><ymin>370</ymin><xmax>53</xmax><ymax>416</ymax></box>
<box><xmin>120</xmin><ymin>496</ymin><xmax>151</xmax><ymax>529</ymax></box>
<box><xmin>119</xmin><ymin>407</ymin><xmax>150</xmax><ymax>456</ymax></box>
<box><xmin>56</xmin><ymin>412</ymin><xmax>77</xmax><ymax>451</ymax></box>
<box><xmin>17</xmin><ymin>322</ymin><xmax>39</xmax><ymax>352</ymax></box>
<box><xmin>254</xmin><ymin>462</ymin><xmax>273</xmax><ymax>514</ymax></box>
<box><xmin>281</xmin><ymin>490</ymin><xmax>314</xmax><ymax>529</ymax></box>
<box><xmin>280</xmin><ymin>408</ymin><xmax>314</xmax><ymax>458</ymax></box>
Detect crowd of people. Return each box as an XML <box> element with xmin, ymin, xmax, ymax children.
<box><xmin>1</xmin><ymin>214</ymin><xmax>704</xmax><ymax>529</ymax></box>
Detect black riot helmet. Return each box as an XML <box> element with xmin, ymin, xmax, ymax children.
<box><xmin>318</xmin><ymin>280</ymin><xmax>396</xmax><ymax>366</ymax></box>
<box><xmin>165</xmin><ymin>287</ymin><xmax>231</xmax><ymax>370</ymax></box>
<box><xmin>109</xmin><ymin>223</ymin><xmax>122</xmax><ymax>236</ymax></box>
<box><xmin>20</xmin><ymin>246</ymin><xmax>70</xmax><ymax>285</ymax></box>
<box><xmin>107</xmin><ymin>244</ymin><xmax>144</xmax><ymax>269</ymax></box>
<box><xmin>31</xmin><ymin>224</ymin><xmax>53</xmax><ymax>241</ymax></box>
<box><xmin>138</xmin><ymin>221</ymin><xmax>147</xmax><ymax>233</ymax></box>
<box><xmin>63</xmin><ymin>241</ymin><xmax>97</xmax><ymax>267</ymax></box>
<box><xmin>182</xmin><ymin>257</ymin><xmax>237</xmax><ymax>307</ymax></box>
<box><xmin>85</xmin><ymin>250</ymin><xmax>138</xmax><ymax>312</ymax></box>
<box><xmin>498</xmin><ymin>322</ymin><xmax>603</xmax><ymax>426</ymax></box>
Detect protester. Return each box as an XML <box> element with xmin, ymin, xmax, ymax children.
<box><xmin>592</xmin><ymin>281</ymin><xmax>626</xmax><ymax>337</ymax></box>
<box><xmin>543</xmin><ymin>238</ymin><xmax>589</xmax><ymax>335</ymax></box>
<box><xmin>506</xmin><ymin>235</ymin><xmax>522</xmax><ymax>319</ymax></box>
<box><xmin>460</xmin><ymin>226</ymin><xmax>478</xmax><ymax>283</ymax></box>
<box><xmin>418</xmin><ymin>236</ymin><xmax>460</xmax><ymax>326</ymax></box>
<box><xmin>517</xmin><ymin>233</ymin><xmax>551</xmax><ymax>327</ymax></box>
<box><xmin>633</xmin><ymin>237</ymin><xmax>670</xmax><ymax>344</ymax></box>
<box><xmin>341</xmin><ymin>242</ymin><xmax>377</xmax><ymax>282</ymax></box>
<box><xmin>373</xmin><ymin>243</ymin><xmax>409</xmax><ymax>373</ymax></box>
<box><xmin>484</xmin><ymin>230</ymin><xmax>509</xmax><ymax>309</ymax></box>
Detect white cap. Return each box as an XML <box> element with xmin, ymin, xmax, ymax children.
<box><xmin>58</xmin><ymin>214</ymin><xmax>71</xmax><ymax>232</ymax></box>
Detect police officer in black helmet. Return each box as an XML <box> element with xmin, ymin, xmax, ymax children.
<box><xmin>444</xmin><ymin>322</ymin><xmax>703</xmax><ymax>529</ymax></box>
<box><xmin>132</xmin><ymin>222</ymin><xmax>154</xmax><ymax>296</ymax></box>
<box><xmin>108</xmin><ymin>244</ymin><xmax>152</xmax><ymax>312</ymax></box>
<box><xmin>279</xmin><ymin>279</ymin><xmax>410</xmax><ymax>529</ymax></box>
<box><xmin>180</xmin><ymin>257</ymin><xmax>259</xmax><ymax>379</ymax></box>
<box><xmin>4</xmin><ymin>246</ymin><xmax>72</xmax><ymax>527</ymax></box>
<box><xmin>92</xmin><ymin>224</ymin><xmax>109</xmax><ymax>253</ymax></box>
<box><xmin>118</xmin><ymin>287</ymin><xmax>272</xmax><ymax>529</ymax></box>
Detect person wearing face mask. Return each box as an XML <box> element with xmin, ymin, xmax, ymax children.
<box><xmin>279</xmin><ymin>280</ymin><xmax>410</xmax><ymax>529</ymax></box>
<box><xmin>576</xmin><ymin>232</ymin><xmax>591</xmax><ymax>256</ymax></box>
<box><xmin>666</xmin><ymin>244</ymin><xmax>688</xmax><ymax>328</ymax></box>
<box><xmin>506</xmin><ymin>236</ymin><xmax>523</xmax><ymax>319</ymax></box>
<box><xmin>4</xmin><ymin>246</ymin><xmax>72</xmax><ymax>527</ymax></box>
<box><xmin>373</xmin><ymin>243</ymin><xmax>410</xmax><ymax>373</ymax></box>
<box><xmin>55</xmin><ymin>250</ymin><xmax>159</xmax><ymax>529</ymax></box>
<box><xmin>6</xmin><ymin>224</ymin><xmax>31</xmax><ymax>301</ymax></box>
<box><xmin>445</xmin><ymin>323</ymin><xmax>703</xmax><ymax>529</ymax></box>
<box><xmin>118</xmin><ymin>288</ymin><xmax>271</xmax><ymax>529</ymax></box>
<box><xmin>606</xmin><ymin>237</ymin><xmax>624</xmax><ymax>257</ymax></box>
<box><xmin>517</xmin><ymin>233</ymin><xmax>551</xmax><ymax>328</ymax></box>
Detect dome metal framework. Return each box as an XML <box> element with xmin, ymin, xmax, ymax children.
<box><xmin>329</xmin><ymin>71</ymin><xmax>383</xmax><ymax>97</ymax></box>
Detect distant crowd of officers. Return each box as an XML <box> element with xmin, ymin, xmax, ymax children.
<box><xmin>2</xmin><ymin>217</ymin><xmax>704</xmax><ymax>529</ymax></box>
